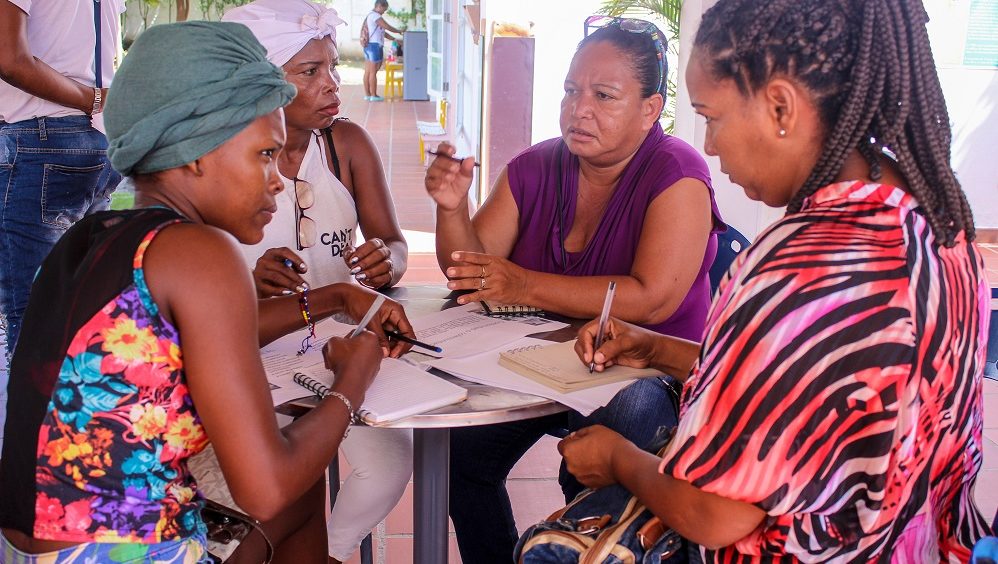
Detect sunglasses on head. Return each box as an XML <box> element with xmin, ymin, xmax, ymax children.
<box><xmin>583</xmin><ymin>15</ymin><xmax>668</xmax><ymax>100</ymax></box>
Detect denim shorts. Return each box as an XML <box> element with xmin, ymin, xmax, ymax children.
<box><xmin>364</xmin><ymin>43</ymin><xmax>384</xmax><ymax>62</ymax></box>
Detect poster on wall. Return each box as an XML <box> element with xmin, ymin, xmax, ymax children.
<box><xmin>925</xmin><ymin>0</ymin><xmax>998</xmax><ymax>69</ymax></box>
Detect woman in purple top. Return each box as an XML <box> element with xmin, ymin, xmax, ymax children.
<box><xmin>424</xmin><ymin>18</ymin><xmax>722</xmax><ymax>563</ymax></box>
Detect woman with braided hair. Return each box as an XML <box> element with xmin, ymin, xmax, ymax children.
<box><xmin>556</xmin><ymin>0</ymin><xmax>991</xmax><ymax>560</ymax></box>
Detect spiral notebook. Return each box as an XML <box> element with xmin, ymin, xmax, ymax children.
<box><xmin>498</xmin><ymin>340</ymin><xmax>660</xmax><ymax>392</ymax></box>
<box><xmin>480</xmin><ymin>300</ymin><xmax>544</xmax><ymax>316</ymax></box>
<box><xmin>292</xmin><ymin>358</ymin><xmax>468</xmax><ymax>425</ymax></box>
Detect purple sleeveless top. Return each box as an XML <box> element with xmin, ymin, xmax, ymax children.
<box><xmin>507</xmin><ymin>123</ymin><xmax>722</xmax><ymax>341</ymax></box>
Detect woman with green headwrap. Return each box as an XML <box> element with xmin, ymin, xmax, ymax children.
<box><xmin>0</xmin><ymin>21</ymin><xmax>414</xmax><ymax>563</ymax></box>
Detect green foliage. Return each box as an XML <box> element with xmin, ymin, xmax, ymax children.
<box><xmin>388</xmin><ymin>0</ymin><xmax>425</xmax><ymax>30</ymax></box>
<box><xmin>197</xmin><ymin>0</ymin><xmax>251</xmax><ymax>21</ymax></box>
<box><xmin>599</xmin><ymin>0</ymin><xmax>682</xmax><ymax>132</ymax></box>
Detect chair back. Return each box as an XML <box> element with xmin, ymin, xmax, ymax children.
<box><xmin>708</xmin><ymin>226</ymin><xmax>750</xmax><ymax>295</ymax></box>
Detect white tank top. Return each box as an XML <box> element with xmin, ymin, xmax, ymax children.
<box><xmin>241</xmin><ymin>131</ymin><xmax>358</xmax><ymax>287</ymax></box>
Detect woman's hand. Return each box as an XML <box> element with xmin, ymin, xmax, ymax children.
<box><xmin>575</xmin><ymin>317</ymin><xmax>662</xmax><ymax>372</ymax></box>
<box><xmin>445</xmin><ymin>251</ymin><xmax>529</xmax><ymax>306</ymax></box>
<box><xmin>252</xmin><ymin>247</ymin><xmax>308</xmax><ymax>297</ymax></box>
<box><xmin>558</xmin><ymin>425</ymin><xmax>630</xmax><ymax>489</ymax></box>
<box><xmin>345</xmin><ymin>238</ymin><xmax>394</xmax><ymax>289</ymax></box>
<box><xmin>425</xmin><ymin>142</ymin><xmax>476</xmax><ymax>212</ymax></box>
<box><xmin>338</xmin><ymin>285</ymin><xmax>415</xmax><ymax>358</ymax></box>
<box><xmin>322</xmin><ymin>330</ymin><xmax>383</xmax><ymax>408</ymax></box>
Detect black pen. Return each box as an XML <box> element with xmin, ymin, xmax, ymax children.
<box><xmin>426</xmin><ymin>149</ymin><xmax>481</xmax><ymax>168</ymax></box>
<box><xmin>385</xmin><ymin>330</ymin><xmax>443</xmax><ymax>353</ymax></box>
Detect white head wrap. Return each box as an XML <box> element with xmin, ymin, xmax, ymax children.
<box><xmin>222</xmin><ymin>0</ymin><xmax>345</xmax><ymax>67</ymax></box>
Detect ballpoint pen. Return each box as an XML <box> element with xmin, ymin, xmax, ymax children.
<box><xmin>425</xmin><ymin>149</ymin><xmax>481</xmax><ymax>167</ymax></box>
<box><xmin>351</xmin><ymin>295</ymin><xmax>386</xmax><ymax>337</ymax></box>
<box><xmin>590</xmin><ymin>281</ymin><xmax>617</xmax><ymax>373</ymax></box>
<box><xmin>385</xmin><ymin>330</ymin><xmax>443</xmax><ymax>353</ymax></box>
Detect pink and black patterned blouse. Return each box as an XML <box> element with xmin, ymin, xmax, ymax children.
<box><xmin>661</xmin><ymin>182</ymin><xmax>992</xmax><ymax>562</ymax></box>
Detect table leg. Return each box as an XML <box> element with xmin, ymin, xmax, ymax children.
<box><xmin>413</xmin><ymin>428</ymin><xmax>450</xmax><ymax>564</ymax></box>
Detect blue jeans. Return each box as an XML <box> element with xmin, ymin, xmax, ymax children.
<box><xmin>449</xmin><ymin>377</ymin><xmax>681</xmax><ymax>564</ymax></box>
<box><xmin>0</xmin><ymin>115</ymin><xmax>120</xmax><ymax>430</ymax></box>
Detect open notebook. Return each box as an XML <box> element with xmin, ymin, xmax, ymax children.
<box><xmin>288</xmin><ymin>358</ymin><xmax>467</xmax><ymax>425</ymax></box>
<box><xmin>498</xmin><ymin>340</ymin><xmax>661</xmax><ymax>393</ymax></box>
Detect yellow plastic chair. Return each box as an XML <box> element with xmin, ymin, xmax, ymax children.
<box><xmin>384</xmin><ymin>61</ymin><xmax>404</xmax><ymax>99</ymax></box>
<box><xmin>418</xmin><ymin>98</ymin><xmax>449</xmax><ymax>163</ymax></box>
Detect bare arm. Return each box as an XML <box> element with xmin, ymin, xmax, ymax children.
<box><xmin>447</xmin><ymin>178</ymin><xmax>713</xmax><ymax>325</ymax></box>
<box><xmin>0</xmin><ymin>0</ymin><xmax>103</xmax><ymax>114</ymax></box>
<box><xmin>560</xmin><ymin>425</ymin><xmax>766</xmax><ymax>549</ymax></box>
<box><xmin>335</xmin><ymin>121</ymin><xmax>407</xmax><ymax>286</ymax></box>
<box><xmin>144</xmin><ymin>224</ymin><xmax>381</xmax><ymax>521</ymax></box>
<box><xmin>426</xmin><ymin>142</ymin><xmax>520</xmax><ymax>270</ymax></box>
<box><xmin>376</xmin><ymin>15</ymin><xmax>402</xmax><ymax>35</ymax></box>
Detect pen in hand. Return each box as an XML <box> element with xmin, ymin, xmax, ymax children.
<box><xmin>590</xmin><ymin>281</ymin><xmax>617</xmax><ymax>374</ymax></box>
<box><xmin>385</xmin><ymin>330</ymin><xmax>443</xmax><ymax>354</ymax></box>
<box><xmin>426</xmin><ymin>149</ymin><xmax>481</xmax><ymax>168</ymax></box>
<box><xmin>351</xmin><ymin>295</ymin><xmax>386</xmax><ymax>337</ymax></box>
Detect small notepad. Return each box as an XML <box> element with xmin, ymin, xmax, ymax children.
<box><xmin>498</xmin><ymin>340</ymin><xmax>660</xmax><ymax>392</ymax></box>
<box><xmin>294</xmin><ymin>358</ymin><xmax>468</xmax><ymax>425</ymax></box>
<box><xmin>480</xmin><ymin>300</ymin><xmax>544</xmax><ymax>316</ymax></box>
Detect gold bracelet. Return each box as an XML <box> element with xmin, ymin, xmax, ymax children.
<box><xmin>322</xmin><ymin>389</ymin><xmax>357</xmax><ymax>440</ymax></box>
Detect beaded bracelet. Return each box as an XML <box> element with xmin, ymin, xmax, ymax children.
<box><xmin>322</xmin><ymin>389</ymin><xmax>357</xmax><ymax>440</ymax></box>
<box><xmin>297</xmin><ymin>287</ymin><xmax>316</xmax><ymax>356</ymax></box>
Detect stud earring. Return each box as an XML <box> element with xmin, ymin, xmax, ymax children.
<box><xmin>778</xmin><ymin>128</ymin><xmax>787</xmax><ymax>137</ymax></box>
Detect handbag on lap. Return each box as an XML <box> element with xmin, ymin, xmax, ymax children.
<box><xmin>514</xmin><ymin>428</ymin><xmax>690</xmax><ymax>564</ymax></box>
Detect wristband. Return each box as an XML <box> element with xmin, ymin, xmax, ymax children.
<box><xmin>91</xmin><ymin>88</ymin><xmax>103</xmax><ymax>116</ymax></box>
<box><xmin>322</xmin><ymin>389</ymin><xmax>357</xmax><ymax>440</ymax></box>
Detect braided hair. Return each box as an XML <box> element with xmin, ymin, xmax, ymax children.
<box><xmin>578</xmin><ymin>24</ymin><xmax>668</xmax><ymax>100</ymax></box>
<box><xmin>695</xmin><ymin>0</ymin><xmax>975</xmax><ymax>245</ymax></box>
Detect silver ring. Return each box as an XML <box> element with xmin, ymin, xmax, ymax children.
<box><xmin>479</xmin><ymin>277</ymin><xmax>486</xmax><ymax>290</ymax></box>
<box><xmin>481</xmin><ymin>265</ymin><xmax>487</xmax><ymax>278</ymax></box>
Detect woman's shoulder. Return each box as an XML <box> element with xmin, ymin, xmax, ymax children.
<box><xmin>507</xmin><ymin>137</ymin><xmax>562</xmax><ymax>176</ymax></box>
<box><xmin>649</xmin><ymin>134</ymin><xmax>711</xmax><ymax>181</ymax></box>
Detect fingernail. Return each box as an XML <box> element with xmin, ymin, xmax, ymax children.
<box><xmin>356</xmin><ymin>273</ymin><xmax>368</xmax><ymax>281</ymax></box>
<box><xmin>457</xmin><ymin>297</ymin><xmax>466</xmax><ymax>304</ymax></box>
<box><xmin>451</xmin><ymin>252</ymin><xmax>460</xmax><ymax>260</ymax></box>
<box><xmin>447</xmin><ymin>282</ymin><xmax>456</xmax><ymax>289</ymax></box>
<box><xmin>295</xmin><ymin>285</ymin><xmax>305</xmax><ymax>293</ymax></box>
<box><xmin>281</xmin><ymin>289</ymin><xmax>293</xmax><ymax>295</ymax></box>
<box><xmin>446</xmin><ymin>269</ymin><xmax>456</xmax><ymax>277</ymax></box>
<box><xmin>350</xmin><ymin>256</ymin><xmax>359</xmax><ymax>265</ymax></box>
<box><xmin>299</xmin><ymin>262</ymin><xmax>307</xmax><ymax>271</ymax></box>
<box><xmin>350</xmin><ymin>266</ymin><xmax>361</xmax><ymax>274</ymax></box>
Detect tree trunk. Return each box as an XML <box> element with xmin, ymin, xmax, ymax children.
<box><xmin>176</xmin><ymin>0</ymin><xmax>189</xmax><ymax>21</ymax></box>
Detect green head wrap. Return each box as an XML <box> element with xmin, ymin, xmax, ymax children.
<box><xmin>105</xmin><ymin>21</ymin><xmax>297</xmax><ymax>176</ymax></box>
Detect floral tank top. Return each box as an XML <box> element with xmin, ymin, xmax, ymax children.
<box><xmin>0</xmin><ymin>208</ymin><xmax>209</xmax><ymax>544</ymax></box>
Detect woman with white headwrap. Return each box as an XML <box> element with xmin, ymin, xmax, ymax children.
<box><xmin>223</xmin><ymin>2</ymin><xmax>412</xmax><ymax>562</ymax></box>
